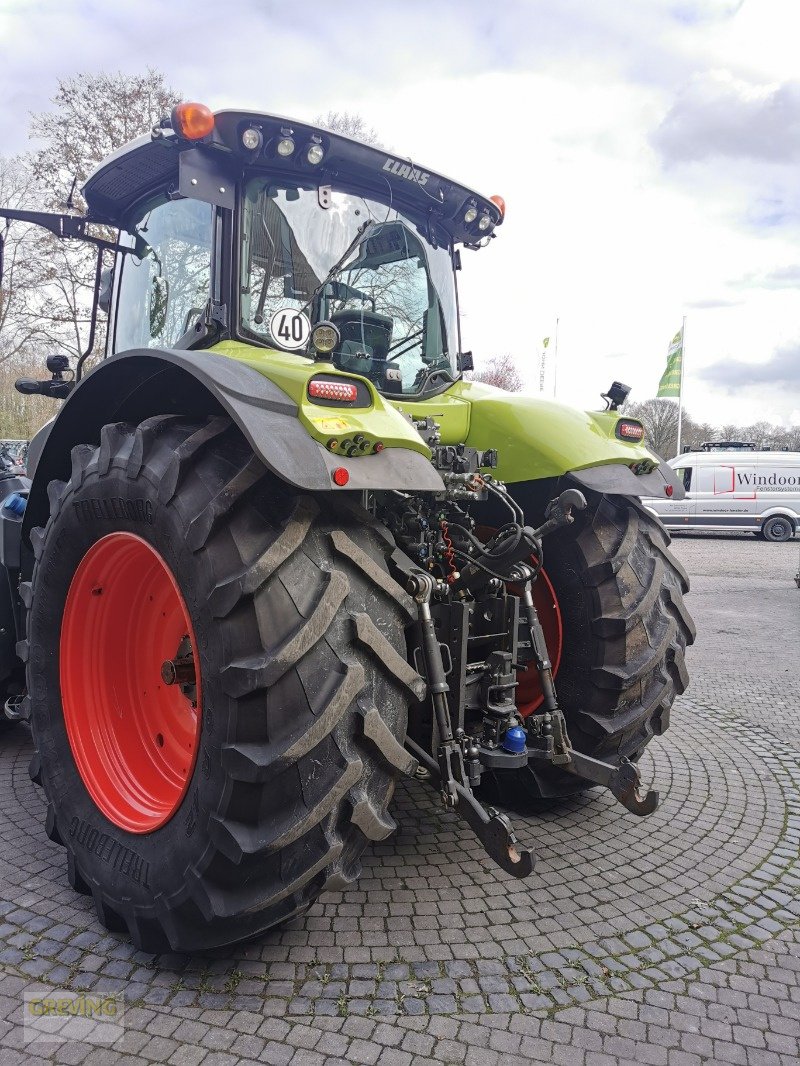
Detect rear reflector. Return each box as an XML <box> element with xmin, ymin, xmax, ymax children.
<box><xmin>616</xmin><ymin>419</ymin><xmax>645</xmax><ymax>441</ymax></box>
<box><xmin>308</xmin><ymin>380</ymin><xmax>358</xmax><ymax>402</ymax></box>
<box><xmin>665</xmin><ymin>485</ymin><xmax>674</xmax><ymax>497</ymax></box>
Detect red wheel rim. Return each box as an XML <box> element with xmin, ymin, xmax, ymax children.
<box><xmin>60</xmin><ymin>533</ymin><xmax>202</xmax><ymax>833</ymax></box>
<box><xmin>514</xmin><ymin>565</ymin><xmax>563</xmax><ymax>717</ymax></box>
<box><xmin>475</xmin><ymin>525</ymin><xmax>563</xmax><ymax>717</ymax></box>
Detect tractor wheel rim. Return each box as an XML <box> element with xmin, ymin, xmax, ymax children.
<box><xmin>477</xmin><ymin>525</ymin><xmax>563</xmax><ymax>717</ymax></box>
<box><xmin>60</xmin><ymin>532</ymin><xmax>202</xmax><ymax>833</ymax></box>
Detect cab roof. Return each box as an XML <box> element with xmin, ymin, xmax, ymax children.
<box><xmin>82</xmin><ymin>108</ymin><xmax>504</xmax><ymax>246</ymax></box>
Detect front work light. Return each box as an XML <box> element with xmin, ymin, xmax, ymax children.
<box><xmin>602</xmin><ymin>380</ymin><xmax>632</xmax><ymax>411</ymax></box>
<box><xmin>242</xmin><ymin>127</ymin><xmax>263</xmax><ymax>151</ymax></box>
<box><xmin>311</xmin><ymin>321</ymin><xmax>340</xmax><ymax>355</ymax></box>
<box><xmin>307</xmin><ymin>143</ymin><xmax>325</xmax><ymax>165</ymax></box>
<box><xmin>277</xmin><ymin>136</ymin><xmax>295</xmax><ymax>157</ymax></box>
<box><xmin>478</xmin><ymin>213</ymin><xmax>492</xmax><ymax>231</ymax></box>
<box><xmin>464</xmin><ymin>205</ymin><xmax>478</xmax><ymax>223</ymax></box>
<box><xmin>171</xmin><ymin>102</ymin><xmax>215</xmax><ymax>141</ymax></box>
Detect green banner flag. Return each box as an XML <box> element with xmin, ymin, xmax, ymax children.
<box><xmin>657</xmin><ymin>327</ymin><xmax>683</xmax><ymax>398</ymax></box>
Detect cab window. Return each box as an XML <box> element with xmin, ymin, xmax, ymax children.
<box><xmin>675</xmin><ymin>467</ymin><xmax>692</xmax><ymax>491</ymax></box>
<box><xmin>115</xmin><ymin>197</ymin><xmax>213</xmax><ymax>353</ymax></box>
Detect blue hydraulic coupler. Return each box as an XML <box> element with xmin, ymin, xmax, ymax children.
<box><xmin>3</xmin><ymin>493</ymin><xmax>26</xmax><ymax>517</ymax></box>
<box><xmin>502</xmin><ymin>725</ymin><xmax>528</xmax><ymax>754</ymax></box>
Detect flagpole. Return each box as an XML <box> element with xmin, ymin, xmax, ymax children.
<box><xmin>552</xmin><ymin>317</ymin><xmax>560</xmax><ymax>398</ymax></box>
<box><xmin>675</xmin><ymin>315</ymin><xmax>686</xmax><ymax>456</ymax></box>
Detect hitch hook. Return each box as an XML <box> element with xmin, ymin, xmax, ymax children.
<box><xmin>565</xmin><ymin>749</ymin><xmax>659</xmax><ymax>816</ymax></box>
<box><xmin>608</xmin><ymin>757</ymin><xmax>660</xmax><ymax>816</ymax></box>
<box><xmin>405</xmin><ymin>736</ymin><xmax>535</xmax><ymax>878</ymax></box>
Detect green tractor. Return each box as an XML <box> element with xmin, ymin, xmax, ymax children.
<box><xmin>0</xmin><ymin>102</ymin><xmax>694</xmax><ymax>952</ymax></box>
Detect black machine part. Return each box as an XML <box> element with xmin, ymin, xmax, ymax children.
<box><xmin>392</xmin><ymin>487</ymin><xmax>660</xmax><ymax>879</ymax></box>
<box><xmin>0</xmin><ymin>475</ymin><xmax>31</xmax><ymax>704</ymax></box>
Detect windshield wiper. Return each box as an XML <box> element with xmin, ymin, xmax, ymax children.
<box><xmin>301</xmin><ymin>219</ymin><xmax>375</xmax><ymax>316</ymax></box>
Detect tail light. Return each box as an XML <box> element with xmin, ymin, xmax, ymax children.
<box><xmin>307</xmin><ymin>374</ymin><xmax>370</xmax><ymax>407</ymax></box>
<box><xmin>615</xmin><ymin>419</ymin><xmax>645</xmax><ymax>441</ymax></box>
<box><xmin>308</xmin><ymin>380</ymin><xmax>358</xmax><ymax>403</ymax></box>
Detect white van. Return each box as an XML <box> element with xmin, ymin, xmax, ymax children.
<box><xmin>644</xmin><ymin>444</ymin><xmax>800</xmax><ymax>541</ymax></box>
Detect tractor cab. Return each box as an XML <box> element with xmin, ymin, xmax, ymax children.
<box><xmin>80</xmin><ymin>104</ymin><xmax>505</xmax><ymax>398</ymax></box>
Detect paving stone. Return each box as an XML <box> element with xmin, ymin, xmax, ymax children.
<box><xmin>0</xmin><ymin>533</ymin><xmax>797</xmax><ymax>1063</ymax></box>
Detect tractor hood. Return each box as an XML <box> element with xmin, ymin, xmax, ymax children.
<box><xmin>392</xmin><ymin>379</ymin><xmax>683</xmax><ymax>496</ymax></box>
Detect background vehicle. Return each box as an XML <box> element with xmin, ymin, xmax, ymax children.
<box><xmin>0</xmin><ymin>103</ymin><xmax>694</xmax><ymax>952</ymax></box>
<box><xmin>0</xmin><ymin>440</ymin><xmax>28</xmax><ymax>476</ymax></box>
<box><xmin>644</xmin><ymin>443</ymin><xmax>800</xmax><ymax>541</ymax></box>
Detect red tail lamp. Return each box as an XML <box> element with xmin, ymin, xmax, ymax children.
<box><xmin>308</xmin><ymin>380</ymin><xmax>358</xmax><ymax>402</ymax></box>
<box><xmin>332</xmin><ymin>467</ymin><xmax>350</xmax><ymax>486</ymax></box>
<box><xmin>490</xmin><ymin>194</ymin><xmax>506</xmax><ymax>219</ymax></box>
<box><xmin>171</xmin><ymin>102</ymin><xmax>215</xmax><ymax>141</ymax></box>
<box><xmin>616</xmin><ymin>419</ymin><xmax>645</xmax><ymax>441</ymax></box>
<box><xmin>665</xmin><ymin>485</ymin><xmax>674</xmax><ymax>497</ymax></box>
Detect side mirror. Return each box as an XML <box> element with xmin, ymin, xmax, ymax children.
<box><xmin>98</xmin><ymin>266</ymin><xmax>114</xmax><ymax>315</ymax></box>
<box><xmin>149</xmin><ymin>274</ymin><xmax>169</xmax><ymax>338</ymax></box>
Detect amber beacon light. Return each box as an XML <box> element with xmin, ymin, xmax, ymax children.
<box><xmin>490</xmin><ymin>194</ymin><xmax>506</xmax><ymax>219</ymax></box>
<box><xmin>171</xmin><ymin>102</ymin><xmax>215</xmax><ymax>141</ymax></box>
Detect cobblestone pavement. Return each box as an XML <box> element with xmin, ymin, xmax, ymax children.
<box><xmin>0</xmin><ymin>532</ymin><xmax>798</xmax><ymax>1064</ymax></box>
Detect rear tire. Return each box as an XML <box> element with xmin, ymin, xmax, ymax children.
<box><xmin>485</xmin><ymin>491</ymin><xmax>695</xmax><ymax>805</ymax></box>
<box><xmin>24</xmin><ymin>416</ymin><xmax>420</xmax><ymax>952</ymax></box>
<box><xmin>762</xmin><ymin>515</ymin><xmax>794</xmax><ymax>542</ymax></box>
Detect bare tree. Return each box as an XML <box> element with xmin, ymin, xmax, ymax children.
<box><xmin>0</xmin><ymin>156</ymin><xmax>51</xmax><ymax>364</ymax></box>
<box><xmin>469</xmin><ymin>354</ymin><xmax>523</xmax><ymax>392</ymax></box>
<box><xmin>314</xmin><ymin>111</ymin><xmax>384</xmax><ymax>148</ymax></box>
<box><xmin>22</xmin><ymin>70</ymin><xmax>181</xmax><ymax>360</ymax></box>
<box><xmin>625</xmin><ymin>398</ymin><xmax>680</xmax><ymax>458</ymax></box>
<box><xmin>30</xmin><ymin>69</ymin><xmax>180</xmax><ymax>209</ymax></box>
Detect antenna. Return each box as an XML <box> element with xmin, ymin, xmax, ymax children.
<box><xmin>63</xmin><ymin>174</ymin><xmax>78</xmax><ymax>213</ymax></box>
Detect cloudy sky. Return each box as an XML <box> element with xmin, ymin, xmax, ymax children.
<box><xmin>1</xmin><ymin>0</ymin><xmax>799</xmax><ymax>425</ymax></box>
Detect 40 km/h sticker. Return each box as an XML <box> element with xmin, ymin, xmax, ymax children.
<box><xmin>269</xmin><ymin>307</ymin><xmax>310</xmax><ymax>350</ymax></box>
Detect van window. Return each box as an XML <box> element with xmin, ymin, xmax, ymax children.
<box><xmin>695</xmin><ymin>464</ymin><xmax>756</xmax><ymax>495</ymax></box>
<box><xmin>675</xmin><ymin>467</ymin><xmax>692</xmax><ymax>491</ymax></box>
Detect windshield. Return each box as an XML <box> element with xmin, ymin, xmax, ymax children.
<box><xmin>240</xmin><ymin>179</ymin><xmax>460</xmax><ymax>395</ymax></box>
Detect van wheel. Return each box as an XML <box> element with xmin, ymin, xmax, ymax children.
<box><xmin>762</xmin><ymin>516</ymin><xmax>794</xmax><ymax>542</ymax></box>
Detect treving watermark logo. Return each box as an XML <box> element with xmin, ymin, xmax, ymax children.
<box><xmin>23</xmin><ymin>988</ymin><xmax>125</xmax><ymax>1045</ymax></box>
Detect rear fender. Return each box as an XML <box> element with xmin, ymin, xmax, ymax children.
<box><xmin>568</xmin><ymin>461</ymin><xmax>684</xmax><ymax>501</ymax></box>
<box><xmin>23</xmin><ymin>348</ymin><xmax>443</xmax><ymax>553</ymax></box>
